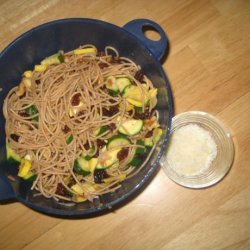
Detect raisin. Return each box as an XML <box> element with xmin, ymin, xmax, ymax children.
<box><xmin>97</xmin><ymin>51</ymin><xmax>106</xmax><ymax>57</ymax></box>
<box><xmin>10</xmin><ymin>134</ymin><xmax>20</xmax><ymax>142</ymax></box>
<box><xmin>133</xmin><ymin>112</ymin><xmax>143</xmax><ymax>119</ymax></box>
<box><xmin>102</xmin><ymin>107</ymin><xmax>110</xmax><ymax>116</ymax></box>
<box><xmin>109</xmin><ymin>105</ymin><xmax>119</xmax><ymax>114</ymax></box>
<box><xmin>71</xmin><ymin>93</ymin><xmax>81</xmax><ymax>106</ymax></box>
<box><xmin>94</xmin><ymin>169</ymin><xmax>109</xmax><ymax>184</ymax></box>
<box><xmin>99</xmin><ymin>62</ymin><xmax>109</xmax><ymax>69</ymax></box>
<box><xmin>117</xmin><ymin>148</ymin><xmax>129</xmax><ymax>161</ymax></box>
<box><xmin>92</xmin><ymin>140</ymin><xmax>106</xmax><ymax>158</ymax></box>
<box><xmin>144</xmin><ymin>110</ymin><xmax>153</xmax><ymax>119</ymax></box>
<box><xmin>83</xmin><ymin>142</ymin><xmax>90</xmax><ymax>150</ymax></box>
<box><xmin>133</xmin><ymin>111</ymin><xmax>152</xmax><ymax>120</ymax></box>
<box><xmin>145</xmin><ymin>130</ymin><xmax>153</xmax><ymax>138</ymax></box>
<box><xmin>93</xmin><ymin>150</ymin><xmax>99</xmax><ymax>158</ymax></box>
<box><xmin>35</xmin><ymin>79</ymin><xmax>41</xmax><ymax>84</ymax></box>
<box><xmin>127</xmin><ymin>110</ymin><xmax>133</xmax><ymax>116</ymax></box>
<box><xmin>108</xmin><ymin>123</ymin><xmax>116</xmax><ymax>131</ymax></box>
<box><xmin>133</xmin><ymin>107</ymin><xmax>152</xmax><ymax>120</ymax></box>
<box><xmin>78</xmin><ymin>111</ymin><xmax>85</xmax><ymax>117</ymax></box>
<box><xmin>100</xmin><ymin>85</ymin><xmax>106</xmax><ymax>91</ymax></box>
<box><xmin>62</xmin><ymin>125</ymin><xmax>70</xmax><ymax>133</ymax></box>
<box><xmin>55</xmin><ymin>183</ymin><xmax>66</xmax><ymax>196</ymax></box>
<box><xmin>109</xmin><ymin>99</ymin><xmax>117</xmax><ymax>104</ymax></box>
<box><xmin>110</xmin><ymin>56</ymin><xmax>121</xmax><ymax>64</ymax></box>
<box><xmin>102</xmin><ymin>105</ymin><xmax>119</xmax><ymax>117</ymax></box>
<box><xmin>18</xmin><ymin>110</ymin><xmax>29</xmax><ymax>117</ymax></box>
<box><xmin>134</xmin><ymin>70</ymin><xmax>144</xmax><ymax>82</ymax></box>
<box><xmin>96</xmin><ymin>139</ymin><xmax>105</xmax><ymax>149</ymax></box>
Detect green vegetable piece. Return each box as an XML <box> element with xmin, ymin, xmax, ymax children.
<box><xmin>135</xmin><ymin>140</ymin><xmax>146</xmax><ymax>155</ymax></box>
<box><xmin>66</xmin><ymin>134</ymin><xmax>74</xmax><ymax>144</ymax></box>
<box><xmin>82</xmin><ymin>146</ymin><xmax>96</xmax><ymax>160</ymax></box>
<box><xmin>96</xmin><ymin>149</ymin><xmax>119</xmax><ymax>169</ymax></box>
<box><xmin>25</xmin><ymin>105</ymin><xmax>39</xmax><ymax>124</ymax></box>
<box><xmin>73</xmin><ymin>160</ymin><xmax>90</xmax><ymax>176</ymax></box>
<box><xmin>107</xmin><ymin>134</ymin><xmax>130</xmax><ymax>150</ymax></box>
<box><xmin>153</xmin><ymin>128</ymin><xmax>163</xmax><ymax>144</ymax></box>
<box><xmin>116</xmin><ymin>77</ymin><xmax>131</xmax><ymax>93</ymax></box>
<box><xmin>6</xmin><ymin>144</ymin><xmax>21</xmax><ymax>163</ymax></box>
<box><xmin>84</xmin><ymin>155</ymin><xmax>92</xmax><ymax>161</ymax></box>
<box><xmin>134</xmin><ymin>107</ymin><xmax>143</xmax><ymax>113</ymax></box>
<box><xmin>23</xmin><ymin>173</ymin><xmax>37</xmax><ymax>182</ymax></box>
<box><xmin>145</xmin><ymin>137</ymin><xmax>153</xmax><ymax>147</ymax></box>
<box><xmin>95</xmin><ymin>125</ymin><xmax>108</xmax><ymax>136</ymax></box>
<box><xmin>88</xmin><ymin>147</ymin><xmax>95</xmax><ymax>154</ymax></box>
<box><xmin>108</xmin><ymin>89</ymin><xmax>119</xmax><ymax>97</ymax></box>
<box><xmin>26</xmin><ymin>105</ymin><xmax>38</xmax><ymax>115</ymax></box>
<box><xmin>57</xmin><ymin>53</ymin><xmax>64</xmax><ymax>63</ymax></box>
<box><xmin>41</xmin><ymin>52</ymin><xmax>64</xmax><ymax>65</ymax></box>
<box><xmin>129</xmin><ymin>157</ymin><xmax>142</xmax><ymax>167</ymax></box>
<box><xmin>118</xmin><ymin>119</ymin><xmax>143</xmax><ymax>136</ymax></box>
<box><xmin>106</xmin><ymin>76</ymin><xmax>119</xmax><ymax>92</ymax></box>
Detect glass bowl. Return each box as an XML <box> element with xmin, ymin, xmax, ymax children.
<box><xmin>160</xmin><ymin>111</ymin><xmax>234</xmax><ymax>188</ymax></box>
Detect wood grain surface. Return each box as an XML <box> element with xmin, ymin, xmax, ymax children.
<box><xmin>0</xmin><ymin>0</ymin><xmax>249</xmax><ymax>249</ymax></box>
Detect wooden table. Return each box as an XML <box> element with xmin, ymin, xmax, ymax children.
<box><xmin>0</xmin><ymin>0</ymin><xmax>249</xmax><ymax>249</ymax></box>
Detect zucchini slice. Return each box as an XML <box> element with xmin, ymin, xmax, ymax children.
<box><xmin>23</xmin><ymin>172</ymin><xmax>37</xmax><ymax>182</ymax></box>
<box><xmin>81</xmin><ymin>147</ymin><xmax>96</xmax><ymax>160</ymax></box>
<box><xmin>34</xmin><ymin>64</ymin><xmax>47</xmax><ymax>72</ymax></box>
<box><xmin>41</xmin><ymin>52</ymin><xmax>64</xmax><ymax>65</ymax></box>
<box><xmin>126</xmin><ymin>141</ymin><xmax>145</xmax><ymax>167</ymax></box>
<box><xmin>77</xmin><ymin>157</ymin><xmax>90</xmax><ymax>172</ymax></box>
<box><xmin>103</xmin><ymin>174</ymin><xmax>127</xmax><ymax>184</ymax></box>
<box><xmin>18</xmin><ymin>159</ymin><xmax>32</xmax><ymax>178</ymax></box>
<box><xmin>123</xmin><ymin>85</ymin><xmax>149</xmax><ymax>107</ymax></box>
<box><xmin>74</xmin><ymin>48</ymin><xmax>96</xmax><ymax>55</ymax></box>
<box><xmin>88</xmin><ymin>158</ymin><xmax>98</xmax><ymax>172</ymax></box>
<box><xmin>118</xmin><ymin>119</ymin><xmax>143</xmax><ymax>136</ymax></box>
<box><xmin>107</xmin><ymin>135</ymin><xmax>130</xmax><ymax>150</ymax></box>
<box><xmin>116</xmin><ymin>77</ymin><xmax>131</xmax><ymax>93</ymax></box>
<box><xmin>145</xmin><ymin>137</ymin><xmax>154</xmax><ymax>147</ymax></box>
<box><xmin>71</xmin><ymin>184</ymin><xmax>84</xmax><ymax>195</ymax></box>
<box><xmin>6</xmin><ymin>144</ymin><xmax>21</xmax><ymax>163</ymax></box>
<box><xmin>108</xmin><ymin>89</ymin><xmax>119</xmax><ymax>97</ymax></box>
<box><xmin>105</xmin><ymin>76</ymin><xmax>118</xmax><ymax>92</ymax></box>
<box><xmin>96</xmin><ymin>149</ymin><xmax>120</xmax><ymax>169</ymax></box>
<box><xmin>129</xmin><ymin>157</ymin><xmax>142</xmax><ymax>167</ymax></box>
<box><xmin>134</xmin><ymin>106</ymin><xmax>143</xmax><ymax>113</ymax></box>
<box><xmin>135</xmin><ymin>140</ymin><xmax>146</xmax><ymax>155</ymax></box>
<box><xmin>73</xmin><ymin>158</ymin><xmax>90</xmax><ymax>176</ymax></box>
<box><xmin>153</xmin><ymin>128</ymin><xmax>163</xmax><ymax>143</ymax></box>
<box><xmin>148</xmin><ymin>88</ymin><xmax>158</xmax><ymax>108</ymax></box>
<box><xmin>94</xmin><ymin>126</ymin><xmax>108</xmax><ymax>136</ymax></box>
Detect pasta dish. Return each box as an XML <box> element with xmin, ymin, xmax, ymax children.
<box><xmin>3</xmin><ymin>45</ymin><xmax>162</xmax><ymax>202</ymax></box>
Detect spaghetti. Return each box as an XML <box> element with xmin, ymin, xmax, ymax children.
<box><xmin>3</xmin><ymin>45</ymin><xmax>162</xmax><ymax>202</ymax></box>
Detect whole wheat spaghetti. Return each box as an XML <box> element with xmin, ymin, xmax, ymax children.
<box><xmin>3</xmin><ymin>45</ymin><xmax>162</xmax><ymax>202</ymax></box>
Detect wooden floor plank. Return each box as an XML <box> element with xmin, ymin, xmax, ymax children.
<box><xmin>0</xmin><ymin>204</ymin><xmax>61</xmax><ymax>250</ymax></box>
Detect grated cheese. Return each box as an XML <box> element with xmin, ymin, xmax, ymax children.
<box><xmin>166</xmin><ymin>124</ymin><xmax>217</xmax><ymax>176</ymax></box>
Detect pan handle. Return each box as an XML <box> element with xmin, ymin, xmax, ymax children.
<box><xmin>0</xmin><ymin>175</ymin><xmax>16</xmax><ymax>201</ymax></box>
<box><xmin>123</xmin><ymin>19</ymin><xmax>169</xmax><ymax>62</ymax></box>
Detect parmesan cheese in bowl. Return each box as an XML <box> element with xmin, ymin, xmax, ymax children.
<box><xmin>160</xmin><ymin>111</ymin><xmax>234</xmax><ymax>188</ymax></box>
